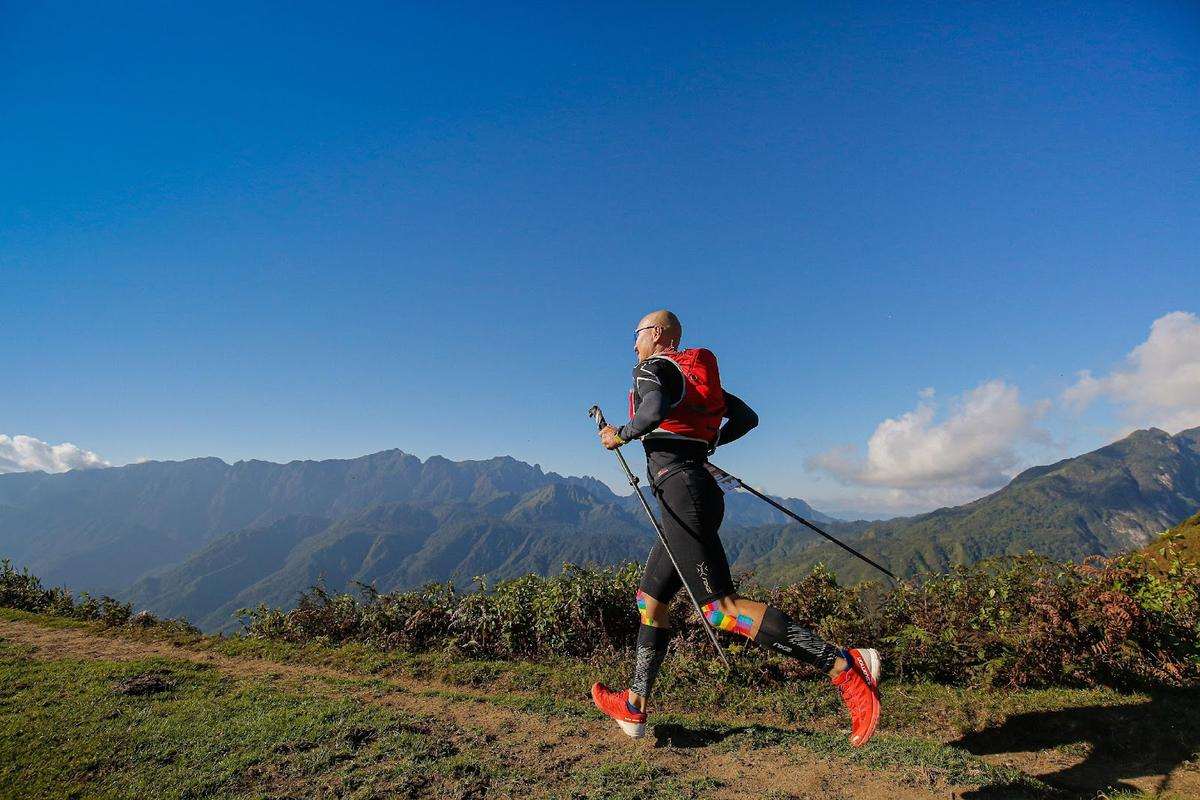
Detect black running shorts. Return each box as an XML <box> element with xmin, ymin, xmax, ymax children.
<box><xmin>638</xmin><ymin>463</ymin><xmax>734</xmax><ymax>607</ymax></box>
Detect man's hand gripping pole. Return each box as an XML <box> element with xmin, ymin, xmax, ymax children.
<box><xmin>588</xmin><ymin>405</ymin><xmax>730</xmax><ymax>669</ymax></box>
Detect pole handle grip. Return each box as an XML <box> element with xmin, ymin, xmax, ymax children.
<box><xmin>588</xmin><ymin>405</ymin><xmax>608</xmax><ymax>431</ymax></box>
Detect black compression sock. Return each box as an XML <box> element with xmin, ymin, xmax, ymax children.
<box><xmin>630</xmin><ymin>624</ymin><xmax>671</xmax><ymax>700</ymax></box>
<box><xmin>751</xmin><ymin>606</ymin><xmax>840</xmax><ymax>672</ymax></box>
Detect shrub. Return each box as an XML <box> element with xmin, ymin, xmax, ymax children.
<box><xmin>0</xmin><ymin>558</ymin><xmax>194</xmax><ymax>632</ymax></box>
<box><xmin>238</xmin><ymin>563</ymin><xmax>644</xmax><ymax>659</ymax></box>
<box><xmin>7</xmin><ymin>542</ymin><xmax>1198</xmax><ymax>690</ymax></box>
<box><xmin>878</xmin><ymin>548</ymin><xmax>1200</xmax><ymax>689</ymax></box>
<box><xmin>71</xmin><ymin>592</ymin><xmax>134</xmax><ymax>626</ymax></box>
<box><xmin>0</xmin><ymin>559</ymin><xmax>52</xmax><ymax>613</ymax></box>
<box><xmin>236</xmin><ymin>547</ymin><xmax>1199</xmax><ymax>690</ymax></box>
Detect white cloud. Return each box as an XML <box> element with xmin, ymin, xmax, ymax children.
<box><xmin>809</xmin><ymin>380</ymin><xmax>1049</xmax><ymax>492</ymax></box>
<box><xmin>1063</xmin><ymin>311</ymin><xmax>1200</xmax><ymax>434</ymax></box>
<box><xmin>813</xmin><ymin>485</ymin><xmax>998</xmax><ymax>518</ymax></box>
<box><xmin>0</xmin><ymin>434</ymin><xmax>111</xmax><ymax>474</ymax></box>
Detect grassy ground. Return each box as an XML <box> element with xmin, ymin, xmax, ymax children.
<box><xmin>0</xmin><ymin>640</ymin><xmax>574</xmax><ymax>799</ymax></box>
<box><xmin>1</xmin><ymin>608</ymin><xmax>1197</xmax><ymax>799</ymax></box>
<box><xmin>4</xmin><ymin>611</ymin><xmax>1133</xmax><ymax>734</ymax></box>
<box><xmin>0</xmin><ymin>636</ymin><xmax>713</xmax><ymax>800</ymax></box>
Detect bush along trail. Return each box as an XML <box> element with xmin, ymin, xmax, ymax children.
<box><xmin>1</xmin><ymin>525</ymin><xmax>1198</xmax><ymax>799</ymax></box>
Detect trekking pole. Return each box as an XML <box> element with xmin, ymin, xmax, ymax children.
<box><xmin>588</xmin><ymin>405</ymin><xmax>730</xmax><ymax>669</ymax></box>
<box><xmin>706</xmin><ymin>463</ymin><xmax>898</xmax><ymax>582</ymax></box>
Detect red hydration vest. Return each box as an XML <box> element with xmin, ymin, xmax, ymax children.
<box><xmin>629</xmin><ymin>348</ymin><xmax>727</xmax><ymax>445</ymax></box>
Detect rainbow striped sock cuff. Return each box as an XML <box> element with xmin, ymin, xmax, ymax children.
<box><xmin>701</xmin><ymin>600</ymin><xmax>755</xmax><ymax>636</ymax></box>
<box><xmin>636</xmin><ymin>590</ymin><xmax>662</xmax><ymax>627</ymax></box>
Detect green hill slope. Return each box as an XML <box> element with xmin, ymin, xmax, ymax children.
<box><xmin>1139</xmin><ymin>510</ymin><xmax>1200</xmax><ymax>569</ymax></box>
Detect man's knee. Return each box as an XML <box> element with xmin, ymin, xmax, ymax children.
<box><xmin>701</xmin><ymin>594</ymin><xmax>755</xmax><ymax>637</ymax></box>
<box><xmin>636</xmin><ymin>590</ymin><xmax>671</xmax><ymax>627</ymax></box>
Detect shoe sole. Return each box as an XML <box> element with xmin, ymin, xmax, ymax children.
<box><xmin>617</xmin><ymin>719</ymin><xmax>646</xmax><ymax>738</ymax></box>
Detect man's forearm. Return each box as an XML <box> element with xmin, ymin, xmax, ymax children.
<box><xmin>716</xmin><ymin>391</ymin><xmax>758</xmax><ymax>447</ymax></box>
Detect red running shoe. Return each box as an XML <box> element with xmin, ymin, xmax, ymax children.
<box><xmin>832</xmin><ymin>648</ymin><xmax>881</xmax><ymax>747</ymax></box>
<box><xmin>590</xmin><ymin>682</ymin><xmax>647</xmax><ymax>738</ymax></box>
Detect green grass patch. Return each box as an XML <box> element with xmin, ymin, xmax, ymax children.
<box><xmin>571</xmin><ymin>757</ymin><xmax>722</xmax><ymax>800</ymax></box>
<box><xmin>646</xmin><ymin>713</ymin><xmax>1043</xmax><ymax>791</ymax></box>
<box><xmin>0</xmin><ymin>641</ymin><xmax>528</xmax><ymax>799</ymax></box>
<box><xmin>0</xmin><ymin>605</ymin><xmax>95</xmax><ymax>629</ymax></box>
<box><xmin>883</xmin><ymin>680</ymin><xmax>1145</xmax><ymax>737</ymax></box>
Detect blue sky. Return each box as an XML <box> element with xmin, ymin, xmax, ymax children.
<box><xmin>3</xmin><ymin>2</ymin><xmax>1198</xmax><ymax>514</ymax></box>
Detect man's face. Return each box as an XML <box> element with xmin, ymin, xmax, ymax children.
<box><xmin>633</xmin><ymin>320</ymin><xmax>660</xmax><ymax>362</ymax></box>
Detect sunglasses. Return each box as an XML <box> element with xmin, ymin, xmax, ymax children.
<box><xmin>633</xmin><ymin>325</ymin><xmax>659</xmax><ymax>342</ymax></box>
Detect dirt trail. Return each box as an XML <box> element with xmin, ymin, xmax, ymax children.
<box><xmin>0</xmin><ymin>617</ymin><xmax>993</xmax><ymax>800</ymax></box>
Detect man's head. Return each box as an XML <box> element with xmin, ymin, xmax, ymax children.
<box><xmin>633</xmin><ymin>310</ymin><xmax>682</xmax><ymax>361</ymax></box>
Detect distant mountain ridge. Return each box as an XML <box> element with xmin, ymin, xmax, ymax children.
<box><xmin>3</xmin><ymin>427</ymin><xmax>1198</xmax><ymax>633</ymax></box>
<box><xmin>0</xmin><ymin>450</ymin><xmax>602</xmax><ymax>593</ymax></box>
<box><xmin>0</xmin><ymin>448</ymin><xmax>831</xmax><ymax>630</ymax></box>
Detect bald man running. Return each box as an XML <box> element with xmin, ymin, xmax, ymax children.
<box><xmin>591</xmin><ymin>310</ymin><xmax>882</xmax><ymax>747</ymax></box>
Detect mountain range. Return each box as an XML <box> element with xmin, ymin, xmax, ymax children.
<box><xmin>730</xmin><ymin>426</ymin><xmax>1200</xmax><ymax>585</ymax></box>
<box><xmin>0</xmin><ymin>449</ymin><xmax>825</xmax><ymax>630</ymax></box>
<box><xmin>2</xmin><ymin>426</ymin><xmax>1198</xmax><ymax>632</ymax></box>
